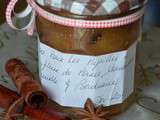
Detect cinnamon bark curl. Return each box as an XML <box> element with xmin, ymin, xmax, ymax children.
<box><xmin>5</xmin><ymin>58</ymin><xmax>48</xmax><ymax>108</ymax></box>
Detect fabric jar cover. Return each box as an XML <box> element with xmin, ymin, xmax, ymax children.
<box><xmin>36</xmin><ymin>0</ymin><xmax>147</xmax><ymax>16</ymax></box>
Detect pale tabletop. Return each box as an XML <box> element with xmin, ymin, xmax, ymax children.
<box><xmin>0</xmin><ymin>22</ymin><xmax>160</xmax><ymax>120</ymax></box>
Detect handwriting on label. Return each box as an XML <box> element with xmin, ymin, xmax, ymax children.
<box><xmin>39</xmin><ymin>41</ymin><xmax>137</xmax><ymax>107</ymax></box>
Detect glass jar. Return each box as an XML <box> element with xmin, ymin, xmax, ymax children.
<box><xmin>35</xmin><ymin>0</ymin><xmax>145</xmax><ymax>117</ymax></box>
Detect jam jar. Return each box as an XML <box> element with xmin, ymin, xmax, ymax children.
<box><xmin>35</xmin><ymin>0</ymin><xmax>146</xmax><ymax>116</ymax></box>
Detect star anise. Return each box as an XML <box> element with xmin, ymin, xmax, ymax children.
<box><xmin>74</xmin><ymin>98</ymin><xmax>109</xmax><ymax>120</ymax></box>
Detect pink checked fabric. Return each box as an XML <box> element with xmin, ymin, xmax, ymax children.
<box><xmin>37</xmin><ymin>0</ymin><xmax>146</xmax><ymax>15</ymax></box>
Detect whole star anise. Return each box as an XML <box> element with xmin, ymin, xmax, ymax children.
<box><xmin>74</xmin><ymin>98</ymin><xmax>109</xmax><ymax>120</ymax></box>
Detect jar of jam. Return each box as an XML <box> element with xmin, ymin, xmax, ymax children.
<box><xmin>35</xmin><ymin>0</ymin><xmax>146</xmax><ymax>117</ymax></box>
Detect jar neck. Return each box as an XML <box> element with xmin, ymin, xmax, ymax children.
<box><xmin>37</xmin><ymin>3</ymin><xmax>143</xmax><ymax>20</ymax></box>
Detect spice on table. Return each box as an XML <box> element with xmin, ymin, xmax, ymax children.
<box><xmin>24</xmin><ymin>105</ymin><xmax>71</xmax><ymax>120</ymax></box>
<box><xmin>5</xmin><ymin>58</ymin><xmax>48</xmax><ymax>108</ymax></box>
<box><xmin>0</xmin><ymin>85</ymin><xmax>70</xmax><ymax>120</ymax></box>
<box><xmin>74</xmin><ymin>98</ymin><xmax>109</xmax><ymax>120</ymax></box>
<box><xmin>6</xmin><ymin>97</ymin><xmax>71</xmax><ymax>120</ymax></box>
<box><xmin>0</xmin><ymin>85</ymin><xmax>19</xmax><ymax>109</ymax></box>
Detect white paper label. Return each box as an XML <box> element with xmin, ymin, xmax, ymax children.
<box><xmin>38</xmin><ymin>41</ymin><xmax>137</xmax><ymax>107</ymax></box>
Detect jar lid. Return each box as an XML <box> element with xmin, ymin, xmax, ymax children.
<box><xmin>36</xmin><ymin>0</ymin><xmax>146</xmax><ymax>16</ymax></box>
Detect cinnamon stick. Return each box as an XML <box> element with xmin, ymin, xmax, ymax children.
<box><xmin>0</xmin><ymin>85</ymin><xmax>70</xmax><ymax>120</ymax></box>
<box><xmin>24</xmin><ymin>106</ymin><xmax>71</xmax><ymax>120</ymax></box>
<box><xmin>0</xmin><ymin>85</ymin><xmax>19</xmax><ymax>109</ymax></box>
<box><xmin>5</xmin><ymin>58</ymin><xmax>48</xmax><ymax>108</ymax></box>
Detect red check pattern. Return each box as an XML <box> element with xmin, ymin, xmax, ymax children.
<box><xmin>6</xmin><ymin>0</ymin><xmax>145</xmax><ymax>36</ymax></box>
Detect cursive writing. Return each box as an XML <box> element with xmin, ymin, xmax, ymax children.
<box><xmin>78</xmin><ymin>68</ymin><xmax>101</xmax><ymax>78</ymax></box>
<box><xmin>39</xmin><ymin>48</ymin><xmax>45</xmax><ymax>55</ymax></box>
<box><xmin>41</xmin><ymin>73</ymin><xmax>57</xmax><ymax>84</ymax></box>
<box><xmin>95</xmin><ymin>96</ymin><xmax>106</xmax><ymax>106</ymax></box>
<box><xmin>101</xmin><ymin>56</ymin><xmax>134</xmax><ymax>78</ymax></box>
<box><xmin>65</xmin><ymin>79</ymin><xmax>71</xmax><ymax>93</ymax></box>
<box><xmin>62</xmin><ymin>68</ymin><xmax>71</xmax><ymax>76</ymax></box>
<box><xmin>87</xmin><ymin>55</ymin><xmax>119</xmax><ymax>70</ymax></box>
<box><xmin>50</xmin><ymin>52</ymin><xmax>64</xmax><ymax>62</ymax></box>
<box><xmin>41</xmin><ymin>60</ymin><xmax>59</xmax><ymax>73</ymax></box>
<box><xmin>78</xmin><ymin>79</ymin><xmax>118</xmax><ymax>90</ymax></box>
<box><xmin>111</xmin><ymin>92</ymin><xmax>122</xmax><ymax>101</ymax></box>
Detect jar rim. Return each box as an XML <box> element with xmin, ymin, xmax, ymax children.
<box><xmin>36</xmin><ymin>0</ymin><xmax>147</xmax><ymax>16</ymax></box>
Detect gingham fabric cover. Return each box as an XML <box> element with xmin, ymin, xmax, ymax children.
<box><xmin>36</xmin><ymin>0</ymin><xmax>146</xmax><ymax>16</ymax></box>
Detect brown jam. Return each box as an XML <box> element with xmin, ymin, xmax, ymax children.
<box><xmin>36</xmin><ymin>5</ymin><xmax>142</xmax><ymax>117</ymax></box>
<box><xmin>36</xmin><ymin>6</ymin><xmax>141</xmax><ymax>56</ymax></box>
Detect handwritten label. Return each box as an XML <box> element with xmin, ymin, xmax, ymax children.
<box><xmin>38</xmin><ymin>41</ymin><xmax>137</xmax><ymax>107</ymax></box>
